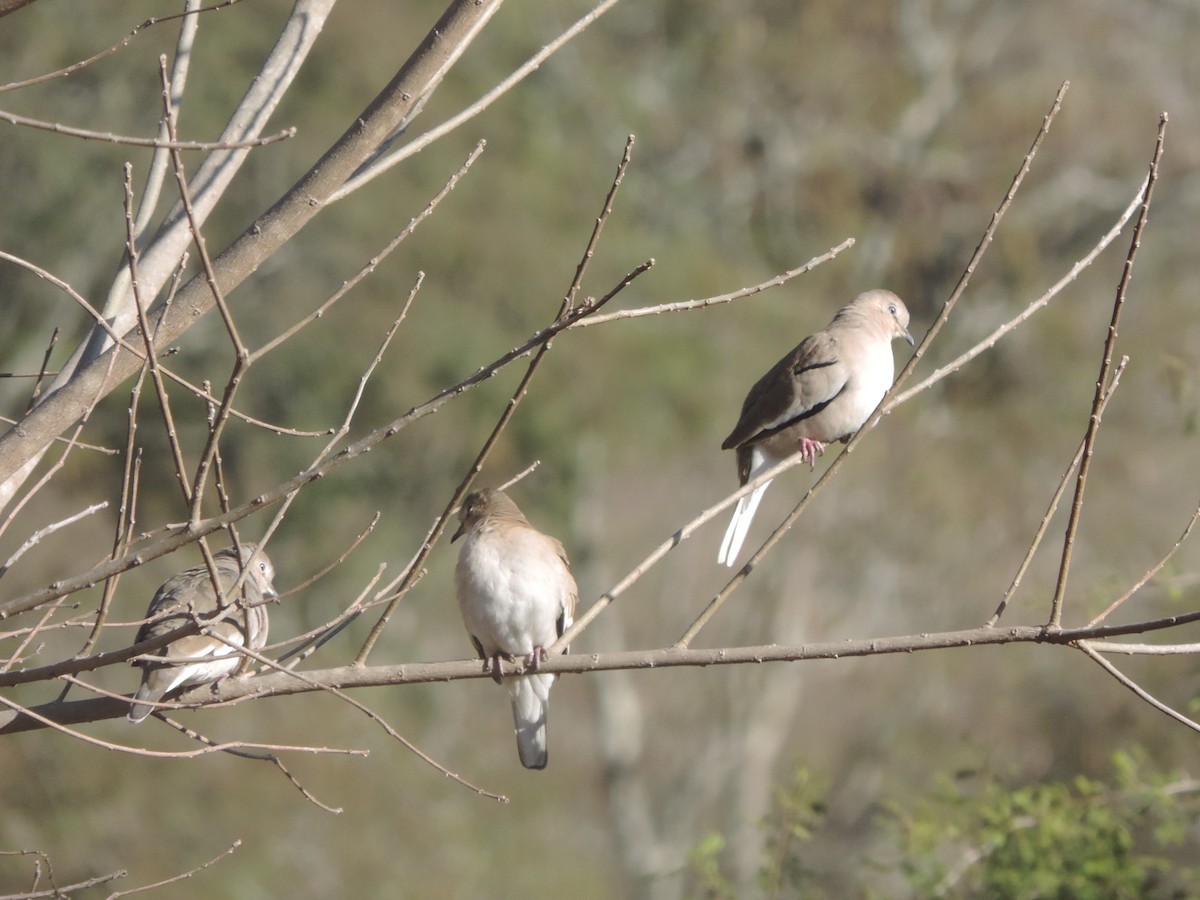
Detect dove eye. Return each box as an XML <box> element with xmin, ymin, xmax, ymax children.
<box><xmin>888</xmin><ymin>303</ymin><xmax>897</xmax><ymax>315</ymax></box>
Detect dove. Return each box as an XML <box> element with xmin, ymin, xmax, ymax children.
<box><xmin>452</xmin><ymin>488</ymin><xmax>577</xmax><ymax>769</ymax></box>
<box><xmin>127</xmin><ymin>543</ymin><xmax>276</xmax><ymax>723</ymax></box>
<box><xmin>718</xmin><ymin>289</ymin><xmax>914</xmax><ymax>566</ymax></box>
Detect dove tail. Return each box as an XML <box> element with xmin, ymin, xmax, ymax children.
<box><xmin>508</xmin><ymin>674</ymin><xmax>553</xmax><ymax>769</ymax></box>
<box><xmin>127</xmin><ymin>680</ymin><xmax>165</xmax><ymax>724</ymax></box>
<box><xmin>718</xmin><ymin>478</ymin><xmax>773</xmax><ymax>566</ymax></box>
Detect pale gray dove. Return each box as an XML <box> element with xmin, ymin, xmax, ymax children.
<box><xmin>718</xmin><ymin>289</ymin><xmax>914</xmax><ymax>566</ymax></box>
<box><xmin>452</xmin><ymin>488</ymin><xmax>577</xmax><ymax>770</ymax></box>
<box><xmin>128</xmin><ymin>543</ymin><xmax>276</xmax><ymax>723</ymax></box>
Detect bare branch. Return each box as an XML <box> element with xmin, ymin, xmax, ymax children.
<box><xmin>988</xmin><ymin>357</ymin><xmax>1128</xmax><ymax>626</ymax></box>
<box><xmin>0</xmin><ymin>0</ymin><xmax>245</xmax><ymax>92</ymax></box>
<box><xmin>0</xmin><ymin>502</ymin><xmax>107</xmax><ymax>580</ymax></box>
<box><xmin>103</xmin><ymin>840</ymin><xmax>240</xmax><ymax>900</ymax></box>
<box><xmin>331</xmin><ymin>0</ymin><xmax>622</xmax><ymax>202</ymax></box>
<box><xmin>9</xmin><ymin>611</ymin><xmax>1200</xmax><ymax>735</ymax></box>
<box><xmin>570</xmin><ymin>237</ymin><xmax>856</xmax><ymax>328</ymax></box>
<box><xmin>1049</xmin><ymin>113</ymin><xmax>1167</xmax><ymax>628</ymax></box>
<box><xmin>1076</xmin><ymin>639</ymin><xmax>1200</xmax><ymax>734</ymax></box>
<box><xmin>0</xmin><ymin>105</ymin><xmax>295</xmax><ymax>148</ymax></box>
<box><xmin>1087</xmin><ymin>497</ymin><xmax>1200</xmax><ymax>627</ymax></box>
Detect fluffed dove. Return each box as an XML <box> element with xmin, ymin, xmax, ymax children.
<box><xmin>452</xmin><ymin>488</ymin><xmax>577</xmax><ymax>770</ymax></box>
<box><xmin>718</xmin><ymin>289</ymin><xmax>914</xmax><ymax>566</ymax></box>
<box><xmin>127</xmin><ymin>543</ymin><xmax>276</xmax><ymax>723</ymax></box>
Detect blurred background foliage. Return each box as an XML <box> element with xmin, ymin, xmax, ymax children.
<box><xmin>1</xmin><ymin>0</ymin><xmax>1199</xmax><ymax>896</ymax></box>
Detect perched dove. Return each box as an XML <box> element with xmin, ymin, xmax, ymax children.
<box><xmin>127</xmin><ymin>543</ymin><xmax>276</xmax><ymax>723</ymax></box>
<box><xmin>452</xmin><ymin>488</ymin><xmax>577</xmax><ymax>770</ymax></box>
<box><xmin>718</xmin><ymin>289</ymin><xmax>914</xmax><ymax>566</ymax></box>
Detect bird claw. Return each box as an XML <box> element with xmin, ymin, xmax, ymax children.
<box><xmin>525</xmin><ymin>646</ymin><xmax>549</xmax><ymax>672</ymax></box>
<box><xmin>486</xmin><ymin>652</ymin><xmax>514</xmax><ymax>684</ymax></box>
<box><xmin>798</xmin><ymin>438</ymin><xmax>826</xmax><ymax>469</ymax></box>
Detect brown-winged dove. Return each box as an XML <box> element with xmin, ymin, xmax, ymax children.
<box><xmin>127</xmin><ymin>543</ymin><xmax>276</xmax><ymax>723</ymax></box>
<box><xmin>718</xmin><ymin>290</ymin><xmax>914</xmax><ymax>566</ymax></box>
<box><xmin>452</xmin><ymin>488</ymin><xmax>577</xmax><ymax>770</ymax></box>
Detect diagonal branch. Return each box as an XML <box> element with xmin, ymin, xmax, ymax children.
<box><xmin>0</xmin><ymin>0</ymin><xmax>500</xmax><ymax>507</ymax></box>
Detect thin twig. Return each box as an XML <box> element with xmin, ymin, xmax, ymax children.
<box><xmin>0</xmin><ymin>869</ymin><xmax>126</xmax><ymax>899</ymax></box>
<box><xmin>103</xmin><ymin>840</ymin><xmax>240</xmax><ymax>899</ymax></box>
<box><xmin>82</xmin><ymin>281</ymin><xmax>176</xmax><ymax>659</ymax></box>
<box><xmin>0</xmin><ymin>105</ymin><xmax>295</xmax><ymax>148</ymax></box>
<box><xmin>988</xmin><ymin>357</ymin><xmax>1128</xmax><ymax>625</ymax></box>
<box><xmin>253</xmin><ymin>141</ymin><xmax>485</xmax><ymax>362</ymax></box>
<box><xmin>156</xmin><ymin>56</ymin><xmax>253</xmax><ymax>526</ymax></box>
<box><xmin>571</xmin><ymin>237</ymin><xmax>856</xmax><ymax>328</ymax></box>
<box><xmin>275</xmin><ymin>563</ymin><xmax>388</xmax><ymax>666</ymax></box>
<box><xmin>1</xmin><ymin>686</ymin><xmax>367</xmax><ymax>759</ymax></box>
<box><xmin>0</xmin><ymin>0</ymin><xmax>244</xmax><ymax>92</ymax></box>
<box><xmin>564</xmin><ymin>134</ymin><xmax>634</xmax><ymax>311</ymax></box>
<box><xmin>272</xmin><ymin>512</ymin><xmax>381</xmax><ymax>606</ymax></box>
<box><xmin>160</xmin><ymin>715</ymin><xmax>344</xmax><ymax>813</ymax></box>
<box><xmin>124</xmin><ymin>164</ymin><xmax>193</xmax><ymax>506</ymax></box>
<box><xmin>1048</xmin><ymin>113</ymin><xmax>1166</xmax><ymax>628</ymax></box>
<box><xmin>0</xmin><ymin>250</ymin><xmax>148</xmax><ymax>368</ymax></box>
<box><xmin>0</xmin><ymin>352</ymin><xmax>120</xmax><ymax>541</ymax></box>
<box><xmin>24</xmin><ymin>327</ymin><xmax>59</xmax><ymax>414</ymax></box>
<box><xmin>133</xmin><ymin>0</ymin><xmax>201</xmax><ymax>241</ymax></box>
<box><xmin>1087</xmin><ymin>497</ymin><xmax>1200</xmax><ymax>627</ymax></box>
<box><xmin>1</xmin><ymin>598</ymin><xmax>67</xmax><ymax>674</ymax></box>
<box><xmin>330</xmin><ymin>0</ymin><xmax>622</xmax><ymax>202</ymax></box>
<box><xmin>0</xmin><ymin>502</ymin><xmax>107</xmax><ymax>580</ymax></box>
<box><xmin>1076</xmin><ymin>639</ymin><xmax>1200</xmax><ymax>734</ymax></box>
<box><xmin>1085</xmin><ymin>642</ymin><xmax>1200</xmax><ymax>655</ymax></box>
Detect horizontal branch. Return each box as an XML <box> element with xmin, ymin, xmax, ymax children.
<box><xmin>0</xmin><ymin>105</ymin><xmax>296</xmax><ymax>148</ymax></box>
<box><xmin>5</xmin><ymin>612</ymin><xmax>1199</xmax><ymax>735</ymax></box>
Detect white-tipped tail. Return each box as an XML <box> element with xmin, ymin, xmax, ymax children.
<box><xmin>717</xmin><ymin>478</ymin><xmax>773</xmax><ymax>567</ymax></box>
<box><xmin>508</xmin><ymin>673</ymin><xmax>553</xmax><ymax>769</ymax></box>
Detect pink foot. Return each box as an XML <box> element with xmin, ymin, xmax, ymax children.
<box><xmin>798</xmin><ymin>438</ymin><xmax>826</xmax><ymax>468</ymax></box>
<box><xmin>526</xmin><ymin>646</ymin><xmax>549</xmax><ymax>672</ymax></box>
<box><xmin>486</xmin><ymin>652</ymin><xmax>513</xmax><ymax>684</ymax></box>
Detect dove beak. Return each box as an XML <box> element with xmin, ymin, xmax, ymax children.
<box><xmin>451</xmin><ymin>522</ymin><xmax>467</xmax><ymax>543</ymax></box>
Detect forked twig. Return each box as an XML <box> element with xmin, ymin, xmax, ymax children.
<box><xmin>988</xmin><ymin>357</ymin><xmax>1128</xmax><ymax>625</ymax></box>
<box><xmin>1076</xmin><ymin>639</ymin><xmax>1200</xmax><ymax>734</ymax></box>
<box><xmin>160</xmin><ymin>716</ymin><xmax>344</xmax><ymax>814</ymax></box>
<box><xmin>1048</xmin><ymin>113</ymin><xmax>1166</xmax><ymax>628</ymax></box>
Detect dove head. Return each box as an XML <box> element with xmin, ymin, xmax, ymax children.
<box><xmin>452</xmin><ymin>488</ymin><xmax>527</xmax><ymax>542</ymax></box>
<box><xmin>842</xmin><ymin>289</ymin><xmax>914</xmax><ymax>347</ymax></box>
<box><xmin>217</xmin><ymin>543</ymin><xmax>278</xmax><ymax>600</ymax></box>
